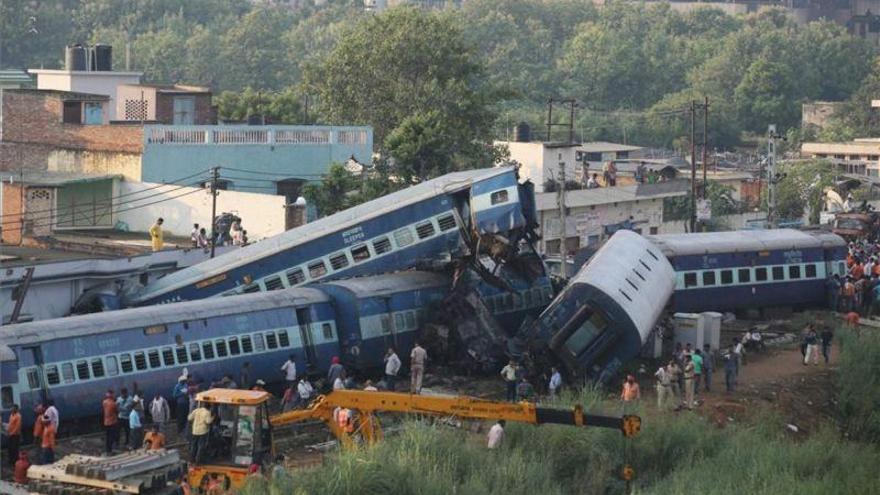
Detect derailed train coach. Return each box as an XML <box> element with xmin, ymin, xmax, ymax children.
<box><xmin>127</xmin><ymin>166</ymin><xmax>537</xmax><ymax>307</ymax></box>
<box><xmin>520</xmin><ymin>230</ymin><xmax>675</xmax><ymax>382</ymax></box>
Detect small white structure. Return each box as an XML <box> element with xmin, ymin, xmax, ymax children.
<box><xmin>30</xmin><ymin>69</ymin><xmax>142</xmax><ymax>122</ymax></box>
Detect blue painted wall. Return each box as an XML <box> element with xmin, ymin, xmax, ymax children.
<box><xmin>141</xmin><ymin>125</ymin><xmax>373</xmax><ymax>193</ymax></box>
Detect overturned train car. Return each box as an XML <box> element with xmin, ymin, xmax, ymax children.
<box><xmin>517</xmin><ymin>230</ymin><xmax>675</xmax><ymax>381</ymax></box>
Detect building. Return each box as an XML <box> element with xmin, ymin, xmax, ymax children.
<box><xmin>29</xmin><ymin>68</ymin><xmax>142</xmax><ymax>122</ymax></box>
<box><xmin>536</xmin><ymin>180</ymin><xmax>689</xmax><ymax>256</ymax></box>
<box><xmin>498</xmin><ymin>140</ymin><xmax>645</xmax><ymax>192</ymax></box>
<box><xmin>0</xmin><ymin>70</ymin><xmax>32</xmax><ymax>89</ymax></box>
<box><xmin>800</xmin><ymin>139</ymin><xmax>880</xmax><ymax>177</ymax></box>
<box><xmin>116</xmin><ymin>84</ymin><xmax>216</xmax><ymax>125</ymax></box>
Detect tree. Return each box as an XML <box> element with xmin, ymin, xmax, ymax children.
<box><xmin>215</xmin><ymin>87</ymin><xmax>309</xmax><ymax>124</ymax></box>
<box><xmin>772</xmin><ymin>159</ymin><xmax>836</xmax><ymax>224</ymax></box>
<box><xmin>302</xmin><ymin>164</ymin><xmax>361</xmax><ymax>216</ymax></box>
<box><xmin>305</xmin><ymin>7</ymin><xmax>500</xmax><ymax>182</ymax></box>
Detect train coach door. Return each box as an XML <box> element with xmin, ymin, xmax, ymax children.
<box><xmin>379</xmin><ymin>297</ymin><xmax>399</xmax><ymax>350</ymax></box>
<box><xmin>295</xmin><ymin>308</ymin><xmax>318</xmax><ymax>373</ymax></box>
<box><xmin>21</xmin><ymin>346</ymin><xmax>49</xmax><ymax>402</ymax></box>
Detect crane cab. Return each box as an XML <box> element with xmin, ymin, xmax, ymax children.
<box><xmin>187</xmin><ymin>389</ymin><xmax>274</xmax><ymax>492</ymax></box>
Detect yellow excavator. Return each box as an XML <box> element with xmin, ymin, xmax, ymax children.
<box><xmin>186</xmin><ymin>388</ymin><xmax>641</xmax><ymax>491</ymax></box>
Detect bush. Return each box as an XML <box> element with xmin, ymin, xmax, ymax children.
<box><xmin>835</xmin><ymin>325</ymin><xmax>880</xmax><ymax>443</ymax></box>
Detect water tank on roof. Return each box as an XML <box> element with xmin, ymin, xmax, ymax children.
<box><xmin>65</xmin><ymin>44</ymin><xmax>87</xmax><ymax>71</ymax></box>
<box><xmin>94</xmin><ymin>44</ymin><xmax>112</xmax><ymax>71</ymax></box>
<box><xmin>514</xmin><ymin>122</ymin><xmax>531</xmax><ymax>142</ymax></box>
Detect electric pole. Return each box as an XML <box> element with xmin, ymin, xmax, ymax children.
<box><xmin>558</xmin><ymin>160</ymin><xmax>568</xmax><ymax>278</ymax></box>
<box><xmin>767</xmin><ymin>125</ymin><xmax>779</xmax><ymax>229</ymax></box>
<box><xmin>209</xmin><ymin>166</ymin><xmax>219</xmax><ymax>258</ymax></box>
<box><xmin>702</xmin><ymin>96</ymin><xmax>709</xmax><ymax>198</ymax></box>
<box><xmin>689</xmin><ymin>101</ymin><xmax>697</xmax><ymax>233</ymax></box>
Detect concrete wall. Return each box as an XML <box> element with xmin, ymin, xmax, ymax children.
<box><xmin>116</xmin><ymin>85</ymin><xmax>157</xmax><ymax>120</ymax></box>
<box><xmin>33</xmin><ymin>70</ymin><xmax>143</xmax><ymax>120</ymax></box>
<box><xmin>47</xmin><ymin>149</ymin><xmax>142</xmax><ymax>181</ymax></box>
<box><xmin>660</xmin><ymin>212</ymin><xmax>765</xmax><ymax>234</ymax></box>
<box><xmin>116</xmin><ymin>181</ymin><xmax>287</xmax><ymax>240</ymax></box>
<box><xmin>141</xmin><ymin>125</ymin><xmax>373</xmax><ymax>192</ymax></box>
<box><xmin>0</xmin><ymin>182</ymin><xmax>23</xmax><ymax>244</ymax></box>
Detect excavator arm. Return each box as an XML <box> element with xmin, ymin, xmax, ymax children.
<box><xmin>270</xmin><ymin>390</ymin><xmax>640</xmax><ymax>447</ymax></box>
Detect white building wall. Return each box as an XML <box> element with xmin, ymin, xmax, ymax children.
<box><xmin>116</xmin><ymin>181</ymin><xmax>287</xmax><ymax>240</ymax></box>
<box><xmin>539</xmin><ymin>198</ymin><xmax>667</xmax><ymax>253</ymax></box>
<box><xmin>31</xmin><ymin>70</ymin><xmax>143</xmax><ymax>120</ymax></box>
<box><xmin>501</xmin><ymin>141</ymin><xmax>578</xmax><ymax>192</ymax></box>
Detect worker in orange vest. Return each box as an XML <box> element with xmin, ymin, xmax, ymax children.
<box><xmin>13</xmin><ymin>451</ymin><xmax>30</xmax><ymax>485</ymax></box>
<box><xmin>40</xmin><ymin>415</ymin><xmax>56</xmax><ymax>465</ymax></box>
<box><xmin>6</xmin><ymin>404</ymin><xmax>21</xmax><ymax>467</ymax></box>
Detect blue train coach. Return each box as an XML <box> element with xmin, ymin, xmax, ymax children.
<box><xmin>521</xmin><ymin>230</ymin><xmax>675</xmax><ymax>381</ymax></box>
<box><xmin>647</xmin><ymin>229</ymin><xmax>847</xmax><ymax>313</ymax></box>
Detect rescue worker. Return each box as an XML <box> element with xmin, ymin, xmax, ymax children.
<box><xmin>280</xmin><ymin>355</ymin><xmax>297</xmax><ymax>388</ymax></box>
<box><xmin>6</xmin><ymin>404</ymin><xmax>21</xmax><ymax>466</ymax></box>
<box><xmin>40</xmin><ymin>415</ymin><xmax>56</xmax><ymax>464</ymax></box>
<box><xmin>173</xmin><ymin>377</ymin><xmax>189</xmax><ymax>435</ymax></box>
<box><xmin>144</xmin><ymin>424</ymin><xmax>166</xmax><ymax>450</ymax></box>
<box><xmin>188</xmin><ymin>402</ymin><xmax>213</xmax><ymax>464</ymax></box>
<box><xmin>327</xmin><ymin>356</ymin><xmax>345</xmax><ymax>391</ymax></box>
<box><xmin>296</xmin><ymin>378</ymin><xmax>314</xmax><ymax>408</ymax></box>
<box><xmin>410</xmin><ymin>341</ymin><xmax>428</xmax><ymax>394</ymax></box>
<box><xmin>150</xmin><ymin>217</ymin><xmax>164</xmax><ymax>252</ymax></box>
<box><xmin>549</xmin><ymin>367</ymin><xmax>562</xmax><ymax>396</ymax></box>
<box><xmin>621</xmin><ymin>375</ymin><xmax>640</xmax><ymax>402</ymax></box>
<box><xmin>32</xmin><ymin>403</ymin><xmax>45</xmax><ymax>446</ymax></box>
<box><xmin>14</xmin><ymin>451</ymin><xmax>30</xmax><ymax>484</ymax></box>
<box><xmin>683</xmin><ymin>355</ymin><xmax>696</xmax><ymax>410</ymax></box>
<box><xmin>102</xmin><ymin>391</ymin><xmax>118</xmax><ymax>454</ymax></box>
<box><xmin>655</xmin><ymin>364</ymin><xmax>672</xmax><ymax>411</ymax></box>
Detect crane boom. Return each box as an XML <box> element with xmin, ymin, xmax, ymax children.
<box><xmin>270</xmin><ymin>390</ymin><xmax>640</xmax><ymax>447</ymax></box>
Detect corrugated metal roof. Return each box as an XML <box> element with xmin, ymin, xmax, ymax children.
<box><xmin>0</xmin><ymin>287</ymin><xmax>329</xmax><ymax>348</ymax></box>
<box><xmin>0</xmin><ymin>171</ymin><xmax>121</xmax><ymax>186</ymax></box>
<box><xmin>319</xmin><ymin>271</ymin><xmax>448</xmax><ymax>297</ymax></box>
<box><xmin>536</xmin><ymin>181</ymin><xmax>688</xmax><ymax>210</ymax></box>
<box><xmin>136</xmin><ymin>167</ymin><xmax>515</xmax><ymax>299</ymax></box>
<box><xmin>647</xmin><ymin>229</ymin><xmax>845</xmax><ymax>256</ymax></box>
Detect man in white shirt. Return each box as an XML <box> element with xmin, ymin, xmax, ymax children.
<box><xmin>296</xmin><ymin>378</ymin><xmax>314</xmax><ymax>407</ymax></box>
<box><xmin>548</xmin><ymin>367</ymin><xmax>562</xmax><ymax>396</ymax></box>
<box><xmin>281</xmin><ymin>355</ymin><xmax>297</xmax><ymax>387</ymax></box>
<box><xmin>45</xmin><ymin>400</ymin><xmax>59</xmax><ymax>433</ymax></box>
<box><xmin>384</xmin><ymin>348</ymin><xmax>401</xmax><ymax>391</ymax></box>
<box><xmin>410</xmin><ymin>342</ymin><xmax>428</xmax><ymax>394</ymax></box>
<box><xmin>654</xmin><ymin>364</ymin><xmax>672</xmax><ymax>411</ymax></box>
<box><xmin>487</xmin><ymin>420</ymin><xmax>505</xmax><ymax>449</ymax></box>
<box><xmin>190</xmin><ymin>224</ymin><xmax>199</xmax><ymax>248</ymax></box>
<box><xmin>149</xmin><ymin>393</ymin><xmax>170</xmax><ymax>434</ymax></box>
<box><xmin>500</xmin><ymin>361</ymin><xmax>518</xmax><ymax>401</ymax></box>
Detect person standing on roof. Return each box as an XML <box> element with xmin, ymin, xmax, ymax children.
<box><xmin>190</xmin><ymin>224</ymin><xmax>200</xmax><ymax>248</ymax></box>
<box><xmin>6</xmin><ymin>404</ymin><xmax>21</xmax><ymax>467</ymax></box>
<box><xmin>384</xmin><ymin>348</ymin><xmax>401</xmax><ymax>391</ymax></box>
<box><xmin>281</xmin><ymin>355</ymin><xmax>297</xmax><ymax>388</ymax></box>
<box><xmin>150</xmin><ymin>218</ymin><xmax>164</xmax><ymax>252</ymax></box>
<box><xmin>410</xmin><ymin>341</ymin><xmax>428</xmax><ymax>394</ymax></box>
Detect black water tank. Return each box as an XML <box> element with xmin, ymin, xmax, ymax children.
<box><xmin>65</xmin><ymin>44</ymin><xmax>86</xmax><ymax>71</ymax></box>
<box><xmin>515</xmin><ymin>122</ymin><xmax>531</xmax><ymax>142</ymax></box>
<box><xmin>94</xmin><ymin>44</ymin><xmax>112</xmax><ymax>71</ymax></box>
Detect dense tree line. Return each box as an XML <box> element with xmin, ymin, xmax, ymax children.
<box><xmin>3</xmin><ymin>0</ymin><xmax>876</xmax><ymax>210</ymax></box>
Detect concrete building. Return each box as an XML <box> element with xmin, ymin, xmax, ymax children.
<box><xmin>498</xmin><ymin>140</ymin><xmax>645</xmax><ymax>192</ymax></box>
<box><xmin>116</xmin><ymin>84</ymin><xmax>216</xmax><ymax>125</ymax></box>
<box><xmin>29</xmin><ymin>68</ymin><xmax>142</xmax><ymax>121</ymax></box>
<box><xmin>801</xmin><ymin>139</ymin><xmax>880</xmax><ymax>177</ymax></box>
<box><xmin>0</xmin><ymin>70</ymin><xmax>32</xmax><ymax>89</ymax></box>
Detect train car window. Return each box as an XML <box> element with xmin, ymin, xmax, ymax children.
<box><xmin>62</xmin><ymin>363</ymin><xmax>75</xmax><ymax>383</ymax></box>
<box><xmin>265</xmin><ymin>332</ymin><xmax>278</xmax><ymax>349</ymax></box>
<box><xmin>323</xmin><ymin>323</ymin><xmax>334</xmax><ymax>340</ymax></box>
<box><xmin>772</xmin><ymin>266</ymin><xmax>785</xmax><ymax>280</ymax></box>
<box><xmin>176</xmin><ymin>346</ymin><xmax>189</xmax><ymax>364</ymax></box>
<box><xmin>162</xmin><ymin>347</ymin><xmax>175</xmax><ymax>367</ymax></box>
<box><xmin>381</xmin><ymin>315</ymin><xmax>392</xmax><ymax>334</ymax></box>
<box><xmin>91</xmin><ymin>358</ymin><xmax>105</xmax><ymax>378</ymax></box>
<box><xmin>134</xmin><ymin>352</ymin><xmax>148</xmax><ymax>371</ymax></box>
<box><xmin>26</xmin><ymin>369</ymin><xmax>40</xmax><ymax>389</ymax></box>
<box><xmin>491</xmin><ymin>190</ymin><xmax>509</xmax><ymax>205</ymax></box>
<box><xmin>106</xmin><ymin>356</ymin><xmax>119</xmax><ymax>376</ymax></box>
<box><xmin>120</xmin><ymin>354</ymin><xmax>133</xmax><ymax>373</ymax></box>
<box><xmin>720</xmin><ymin>270</ymin><xmax>734</xmax><ymax>285</ymax></box>
<box><xmin>148</xmin><ymin>350</ymin><xmax>161</xmax><ymax>369</ymax></box>
<box><xmin>215</xmin><ymin>340</ymin><xmax>228</xmax><ymax>358</ymax></box>
<box><xmin>278</xmin><ymin>331</ymin><xmax>291</xmax><ymax>348</ymax></box>
<box><xmin>329</xmin><ymin>253</ymin><xmax>350</xmax><ymax>271</ymax></box>
<box><xmin>253</xmin><ymin>334</ymin><xmax>265</xmax><ymax>352</ymax></box>
<box><xmin>395</xmin><ymin>313</ymin><xmax>405</xmax><ymax>329</ymax></box>
<box><xmin>308</xmin><ymin>260</ymin><xmax>328</xmax><ymax>279</ymax></box>
<box><xmin>286</xmin><ymin>268</ymin><xmax>306</xmax><ymax>286</ymax></box>
<box><xmin>190</xmin><ymin>344</ymin><xmax>202</xmax><ymax>362</ymax></box>
<box><xmin>1</xmin><ymin>387</ymin><xmax>13</xmax><ymax>409</ymax></box>
<box><xmin>684</xmin><ymin>273</ymin><xmax>698</xmax><ymax>288</ymax></box>
<box><xmin>437</xmin><ymin>214</ymin><xmax>457</xmax><ymax>231</ymax></box>
<box><xmin>202</xmin><ymin>342</ymin><xmax>215</xmax><ymax>360</ymax></box>
<box><xmin>702</xmin><ymin>271</ymin><xmax>716</xmax><ymax>286</ymax></box>
<box><xmin>406</xmin><ymin>311</ymin><xmax>416</xmax><ymax>329</ymax></box>
<box><xmin>806</xmin><ymin>264</ymin><xmax>817</xmax><ymax>278</ymax></box>
<box><xmin>229</xmin><ymin>337</ymin><xmax>241</xmax><ymax>355</ymax></box>
<box><xmin>373</xmin><ymin>237</ymin><xmax>392</xmax><ymax>255</ymax></box>
<box><xmin>241</xmin><ymin>336</ymin><xmax>253</xmax><ymax>353</ymax></box>
<box><xmin>756</xmin><ymin>267</ymin><xmax>768</xmax><ymax>281</ymax></box>
<box><xmin>789</xmin><ymin>265</ymin><xmax>802</xmax><ymax>279</ymax></box>
<box><xmin>243</xmin><ymin>284</ymin><xmax>261</xmax><ymax>293</ymax></box>
<box><xmin>264</xmin><ymin>276</ymin><xmax>284</xmax><ymax>291</ymax></box>
<box><xmin>394</xmin><ymin>228</ymin><xmax>414</xmax><ymax>248</ymax></box>
<box><xmin>351</xmin><ymin>244</ymin><xmax>371</xmax><ymax>263</ymax></box>
<box><xmin>738</xmin><ymin>269</ymin><xmax>751</xmax><ymax>283</ymax></box>
<box><xmin>76</xmin><ymin>360</ymin><xmax>90</xmax><ymax>380</ymax></box>
<box><xmin>46</xmin><ymin>365</ymin><xmax>60</xmax><ymax>386</ymax></box>
<box><xmin>415</xmin><ymin>221</ymin><xmax>436</xmax><ymax>239</ymax></box>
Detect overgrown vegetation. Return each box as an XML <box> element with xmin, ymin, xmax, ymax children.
<box><xmin>237</xmin><ymin>327</ymin><xmax>880</xmax><ymax>494</ymax></box>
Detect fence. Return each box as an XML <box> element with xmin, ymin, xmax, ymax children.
<box><xmin>144</xmin><ymin>126</ymin><xmax>371</xmax><ymax>146</ymax></box>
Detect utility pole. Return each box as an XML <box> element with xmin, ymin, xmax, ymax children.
<box><xmin>209</xmin><ymin>166</ymin><xmax>219</xmax><ymax>258</ymax></box>
<box><xmin>546</xmin><ymin>99</ymin><xmax>553</xmax><ymax>142</ymax></box>
<box><xmin>766</xmin><ymin>125</ymin><xmax>780</xmax><ymax>229</ymax></box>
<box><xmin>558</xmin><ymin>160</ymin><xmax>568</xmax><ymax>278</ymax></box>
<box><xmin>702</xmin><ymin>96</ymin><xmax>709</xmax><ymax>198</ymax></box>
<box><xmin>689</xmin><ymin>101</ymin><xmax>697</xmax><ymax>233</ymax></box>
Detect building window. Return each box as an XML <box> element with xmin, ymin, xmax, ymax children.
<box><xmin>134</xmin><ymin>352</ymin><xmax>147</xmax><ymax>371</ymax></box>
<box><xmin>91</xmin><ymin>358</ymin><xmax>105</xmax><ymax>378</ymax></box>
<box><xmin>162</xmin><ymin>347</ymin><xmax>175</xmax><ymax>367</ymax></box>
<box><xmin>202</xmin><ymin>341</ymin><xmax>215</xmax><ymax>360</ymax></box>
<box><xmin>278</xmin><ymin>331</ymin><xmax>290</xmax><ymax>347</ymax></box>
<box><xmin>649</xmin><ymin>227</ymin><xmax>658</xmax><ymax>235</ymax></box>
<box><xmin>84</xmin><ymin>102</ymin><xmax>103</xmax><ymax>124</ymax></box>
<box><xmin>789</xmin><ymin>265</ymin><xmax>801</xmax><ymax>279</ymax></box>
<box><xmin>173</xmin><ymin>96</ymin><xmax>195</xmax><ymax>125</ymax></box>
<box><xmin>215</xmin><ymin>339</ymin><xmax>228</xmax><ymax>357</ymax></box>
<box><xmin>190</xmin><ymin>344</ymin><xmax>202</xmax><ymax>362</ymax></box>
<box><xmin>76</xmin><ymin>360</ymin><xmax>90</xmax><ymax>380</ymax></box>
<box><xmin>229</xmin><ymin>337</ymin><xmax>241</xmax><ymax>355</ymax></box>
<box><xmin>46</xmin><ymin>365</ymin><xmax>60</xmax><ymax>386</ymax></box>
<box><xmin>62</xmin><ymin>101</ymin><xmax>82</xmax><ymax>124</ymax></box>
<box><xmin>241</xmin><ymin>336</ymin><xmax>253</xmax><ymax>353</ymax></box>
<box><xmin>125</xmin><ymin>99</ymin><xmax>148</xmax><ymax>121</ymax></box>
<box><xmin>265</xmin><ymin>332</ymin><xmax>278</xmax><ymax>349</ymax></box>
<box><xmin>176</xmin><ymin>346</ymin><xmax>189</xmax><ymax>364</ymax></box>
<box><xmin>148</xmin><ymin>350</ymin><xmax>161</xmax><ymax>368</ymax></box>
<box><xmin>322</xmin><ymin>323</ymin><xmax>333</xmax><ymax>340</ymax></box>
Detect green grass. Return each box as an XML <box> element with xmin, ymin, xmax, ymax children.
<box><xmin>238</xmin><ymin>327</ymin><xmax>880</xmax><ymax>495</ymax></box>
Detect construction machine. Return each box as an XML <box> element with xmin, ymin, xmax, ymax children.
<box><xmin>186</xmin><ymin>388</ymin><xmax>641</xmax><ymax>492</ymax></box>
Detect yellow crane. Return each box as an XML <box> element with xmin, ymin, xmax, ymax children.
<box><xmin>186</xmin><ymin>389</ymin><xmax>640</xmax><ymax>491</ymax></box>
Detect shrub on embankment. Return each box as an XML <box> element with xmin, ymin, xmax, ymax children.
<box><xmin>835</xmin><ymin>325</ymin><xmax>880</xmax><ymax>443</ymax></box>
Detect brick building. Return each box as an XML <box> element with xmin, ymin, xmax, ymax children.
<box><xmin>116</xmin><ymin>84</ymin><xmax>216</xmax><ymax>125</ymax></box>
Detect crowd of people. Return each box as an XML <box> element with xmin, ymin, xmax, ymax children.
<box><xmin>147</xmin><ymin>216</ymin><xmax>250</xmax><ymax>253</ymax></box>
<box><xmin>583</xmin><ymin>161</ymin><xmax>670</xmax><ymax>190</ymax></box>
